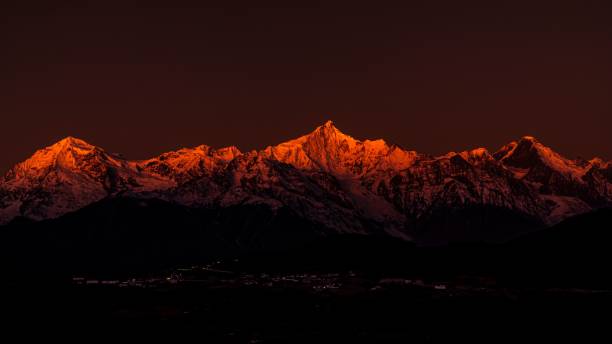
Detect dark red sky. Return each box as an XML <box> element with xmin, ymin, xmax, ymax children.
<box><xmin>2</xmin><ymin>0</ymin><xmax>611</xmax><ymax>172</ymax></box>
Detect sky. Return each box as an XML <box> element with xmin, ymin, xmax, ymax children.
<box><xmin>1</xmin><ymin>0</ymin><xmax>611</xmax><ymax>172</ymax></box>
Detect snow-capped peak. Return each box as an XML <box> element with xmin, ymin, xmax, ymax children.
<box><xmin>495</xmin><ymin>136</ymin><xmax>589</xmax><ymax>180</ymax></box>
<box><xmin>56</xmin><ymin>135</ymin><xmax>92</xmax><ymax>147</ymax></box>
<box><xmin>308</xmin><ymin>120</ymin><xmax>359</xmax><ymax>147</ymax></box>
<box><xmin>0</xmin><ymin>136</ymin><xmax>175</xmax><ymax>224</ymax></box>
<box><xmin>322</xmin><ymin>119</ymin><xmax>336</xmax><ymax>128</ymax></box>
<box><xmin>262</xmin><ymin>121</ymin><xmax>418</xmax><ymax>176</ymax></box>
<box><xmin>11</xmin><ymin>136</ymin><xmax>122</xmax><ymax>175</ymax></box>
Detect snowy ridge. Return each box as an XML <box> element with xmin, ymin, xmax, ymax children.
<box><xmin>1</xmin><ymin>122</ymin><xmax>611</xmax><ymax>239</ymax></box>
<box><xmin>138</xmin><ymin>144</ymin><xmax>241</xmax><ymax>184</ymax></box>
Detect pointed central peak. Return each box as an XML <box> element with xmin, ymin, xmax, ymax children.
<box><xmin>323</xmin><ymin>119</ymin><xmax>335</xmax><ymax>128</ymax></box>
<box><xmin>309</xmin><ymin>120</ymin><xmax>356</xmax><ymax>142</ymax></box>
<box><xmin>314</xmin><ymin>120</ymin><xmax>342</xmax><ymax>134</ymax></box>
<box><xmin>262</xmin><ymin>119</ymin><xmax>418</xmax><ymax>176</ymax></box>
<box><xmin>307</xmin><ymin>120</ymin><xmax>357</xmax><ymax>147</ymax></box>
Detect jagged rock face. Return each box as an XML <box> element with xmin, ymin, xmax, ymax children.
<box><xmin>496</xmin><ymin>136</ymin><xmax>593</xmax><ymax>182</ymax></box>
<box><xmin>219</xmin><ymin>153</ymin><xmax>384</xmax><ymax>236</ymax></box>
<box><xmin>366</xmin><ymin>152</ymin><xmax>545</xmax><ymax>219</ymax></box>
<box><xmin>580</xmin><ymin>163</ymin><xmax>612</xmax><ymax>205</ymax></box>
<box><xmin>0</xmin><ymin>122</ymin><xmax>610</xmax><ymax>241</ymax></box>
<box><xmin>493</xmin><ymin>136</ymin><xmax>611</xmax><ymax>222</ymax></box>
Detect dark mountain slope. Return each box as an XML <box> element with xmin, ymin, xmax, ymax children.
<box><xmin>0</xmin><ymin>197</ymin><xmax>328</xmax><ymax>279</ymax></box>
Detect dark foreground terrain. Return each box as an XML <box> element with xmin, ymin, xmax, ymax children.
<box><xmin>1</xmin><ymin>208</ymin><xmax>612</xmax><ymax>341</ymax></box>
<box><xmin>2</xmin><ymin>271</ymin><xmax>611</xmax><ymax>342</ymax></box>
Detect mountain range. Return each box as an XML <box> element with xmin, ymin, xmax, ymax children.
<box><xmin>1</xmin><ymin>121</ymin><xmax>610</xmax><ymax>245</ymax></box>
